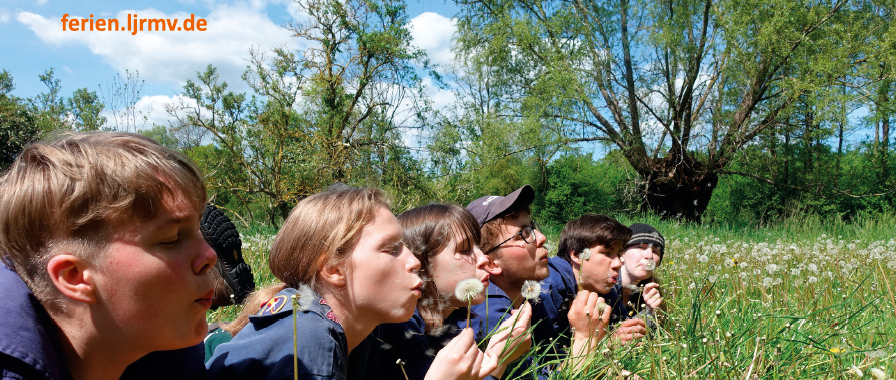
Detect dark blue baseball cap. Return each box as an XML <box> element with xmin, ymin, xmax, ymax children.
<box><xmin>465</xmin><ymin>185</ymin><xmax>535</xmax><ymax>227</ymax></box>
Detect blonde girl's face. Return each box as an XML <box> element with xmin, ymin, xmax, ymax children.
<box><xmin>622</xmin><ymin>243</ymin><xmax>661</xmax><ymax>281</ymax></box>
<box><xmin>430</xmin><ymin>232</ymin><xmax>490</xmax><ymax>308</ymax></box>
<box><xmin>346</xmin><ymin>207</ymin><xmax>423</xmax><ymax>324</ymax></box>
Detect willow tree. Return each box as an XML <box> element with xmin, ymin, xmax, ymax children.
<box><xmin>452</xmin><ymin>0</ymin><xmax>873</xmax><ymax>220</ymax></box>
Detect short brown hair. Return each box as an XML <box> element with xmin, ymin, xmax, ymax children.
<box><xmin>0</xmin><ymin>132</ymin><xmax>206</xmax><ymax>310</ymax></box>
<box><xmin>557</xmin><ymin>214</ymin><xmax>631</xmax><ymax>261</ymax></box>
<box><xmin>480</xmin><ymin>204</ymin><xmax>532</xmax><ymax>256</ymax></box>
<box><xmin>398</xmin><ymin>203</ymin><xmax>480</xmax><ymax>333</ymax></box>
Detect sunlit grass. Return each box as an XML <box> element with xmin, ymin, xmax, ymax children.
<box><xmin>209</xmin><ymin>214</ymin><xmax>896</xmax><ymax>379</ymax></box>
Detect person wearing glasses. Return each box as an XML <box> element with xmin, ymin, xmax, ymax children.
<box><xmin>463</xmin><ymin>186</ymin><xmax>611</xmax><ymax>376</ymax></box>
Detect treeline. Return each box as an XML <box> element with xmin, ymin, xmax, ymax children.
<box><xmin>2</xmin><ymin>0</ymin><xmax>894</xmax><ymax>228</ymax></box>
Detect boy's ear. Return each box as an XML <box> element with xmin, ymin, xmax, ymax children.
<box><xmin>318</xmin><ymin>262</ymin><xmax>346</xmax><ymax>287</ymax></box>
<box><xmin>47</xmin><ymin>255</ymin><xmax>97</xmax><ymax>303</ymax></box>
<box><xmin>483</xmin><ymin>256</ymin><xmax>502</xmax><ymax>276</ymax></box>
<box><xmin>569</xmin><ymin>251</ymin><xmax>582</xmax><ymax>266</ymax></box>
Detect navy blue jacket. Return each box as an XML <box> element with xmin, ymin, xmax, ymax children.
<box><xmin>379</xmin><ymin>309</ymin><xmax>500</xmax><ymax>380</ymax></box>
<box><xmin>206</xmin><ymin>287</ymin><xmax>381</xmax><ymax>380</ymax></box>
<box><xmin>0</xmin><ymin>265</ymin><xmax>206</xmax><ymax>380</ymax></box>
<box><xmin>463</xmin><ymin>280</ymin><xmax>559</xmax><ymax>379</ymax></box>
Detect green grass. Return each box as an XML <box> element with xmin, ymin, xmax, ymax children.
<box><xmin>210</xmin><ymin>214</ymin><xmax>896</xmax><ymax>379</ymax></box>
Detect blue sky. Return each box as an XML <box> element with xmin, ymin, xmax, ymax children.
<box><xmin>0</xmin><ymin>0</ymin><xmax>878</xmax><ymax>151</ymax></box>
<box><xmin>1</xmin><ymin>0</ymin><xmax>459</xmax><ymax>127</ymax></box>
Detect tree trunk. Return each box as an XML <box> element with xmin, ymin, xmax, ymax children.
<box><xmin>639</xmin><ymin>154</ymin><xmax>717</xmax><ymax>222</ymax></box>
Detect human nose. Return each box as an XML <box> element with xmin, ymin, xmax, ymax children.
<box><xmin>403</xmin><ymin>245</ymin><xmax>421</xmax><ymax>273</ymax></box>
<box><xmin>534</xmin><ymin>229</ymin><xmax>547</xmax><ymax>247</ymax></box>
<box><xmin>473</xmin><ymin>245</ymin><xmax>488</xmax><ymax>270</ymax></box>
<box><xmin>610</xmin><ymin>255</ymin><xmax>622</xmax><ymax>270</ymax></box>
<box><xmin>194</xmin><ymin>233</ymin><xmax>217</xmax><ymax>276</ymax></box>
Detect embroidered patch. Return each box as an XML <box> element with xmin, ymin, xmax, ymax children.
<box><xmin>259</xmin><ymin>295</ymin><xmax>288</xmax><ymax>315</ymax></box>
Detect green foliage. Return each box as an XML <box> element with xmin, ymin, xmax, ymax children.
<box><xmin>0</xmin><ymin>70</ymin><xmax>39</xmax><ymax>170</ymax></box>
<box><xmin>532</xmin><ymin>151</ymin><xmax>634</xmax><ymax>226</ymax></box>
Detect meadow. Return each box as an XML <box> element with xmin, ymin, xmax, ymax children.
<box><xmin>208</xmin><ymin>213</ymin><xmax>896</xmax><ymax>379</ymax></box>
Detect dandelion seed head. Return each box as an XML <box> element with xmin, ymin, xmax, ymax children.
<box><xmin>847</xmin><ymin>366</ymin><xmax>863</xmax><ymax>378</ymax></box>
<box><xmin>293</xmin><ymin>284</ymin><xmax>315</xmax><ymax>312</ymax></box>
<box><xmin>808</xmin><ymin>276</ymin><xmax>818</xmax><ymax>284</ymax></box>
<box><xmin>454</xmin><ymin>278</ymin><xmax>484</xmax><ymax>303</ymax></box>
<box><xmin>644</xmin><ymin>259</ymin><xmax>656</xmax><ymax>271</ymax></box>
<box><xmin>698</xmin><ymin>255</ymin><xmax>709</xmax><ymax>263</ymax></box>
<box><xmin>869</xmin><ymin>368</ymin><xmax>886</xmax><ymax>380</ymax></box>
<box><xmin>521</xmin><ymin>280</ymin><xmax>541</xmax><ymax>302</ymax></box>
<box><xmin>580</xmin><ymin>247</ymin><xmax>591</xmax><ymax>260</ymax></box>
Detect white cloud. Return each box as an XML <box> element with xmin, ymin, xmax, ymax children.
<box><xmin>35</xmin><ymin>0</ymin><xmax>48</xmax><ymax>6</ymax></box>
<box><xmin>0</xmin><ymin>8</ymin><xmax>10</xmax><ymax>23</ymax></box>
<box><xmin>100</xmin><ymin>94</ymin><xmax>197</xmax><ymax>132</ymax></box>
<box><xmin>17</xmin><ymin>5</ymin><xmax>300</xmax><ymax>90</ymax></box>
<box><xmin>421</xmin><ymin>76</ymin><xmax>454</xmax><ymax>112</ymax></box>
<box><xmin>407</xmin><ymin>12</ymin><xmax>456</xmax><ymax>66</ymax></box>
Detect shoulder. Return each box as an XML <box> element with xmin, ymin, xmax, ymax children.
<box><xmin>0</xmin><ymin>266</ymin><xmax>70</xmax><ymax>380</ymax></box>
<box><xmin>378</xmin><ymin>315</ymin><xmax>432</xmax><ymax>380</ymax></box>
<box><xmin>122</xmin><ymin>344</ymin><xmax>206</xmax><ymax>380</ymax></box>
<box><xmin>207</xmin><ymin>290</ymin><xmax>347</xmax><ymax>380</ymax></box>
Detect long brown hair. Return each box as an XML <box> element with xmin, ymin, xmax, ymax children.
<box><xmin>397</xmin><ymin>203</ymin><xmax>481</xmax><ymax>333</ymax></box>
<box><xmin>224</xmin><ymin>187</ymin><xmax>389</xmax><ymax>335</ymax></box>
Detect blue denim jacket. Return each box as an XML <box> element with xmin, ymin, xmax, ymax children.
<box><xmin>0</xmin><ymin>265</ymin><xmax>206</xmax><ymax>380</ymax></box>
<box><xmin>206</xmin><ymin>287</ymin><xmax>381</xmax><ymax>380</ymax></box>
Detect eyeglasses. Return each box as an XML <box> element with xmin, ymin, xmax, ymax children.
<box><xmin>485</xmin><ymin>221</ymin><xmax>539</xmax><ymax>254</ymax></box>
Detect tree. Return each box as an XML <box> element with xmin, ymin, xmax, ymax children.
<box><xmin>452</xmin><ymin>0</ymin><xmax>874</xmax><ymax>220</ymax></box>
<box><xmin>99</xmin><ymin>70</ymin><xmax>149</xmax><ymax>132</ymax></box>
<box><xmin>0</xmin><ymin>70</ymin><xmax>39</xmax><ymax>169</ymax></box>
<box><xmin>169</xmin><ymin>0</ymin><xmax>434</xmax><ymax>223</ymax></box>
<box><xmin>67</xmin><ymin>88</ymin><xmax>106</xmax><ymax>131</ymax></box>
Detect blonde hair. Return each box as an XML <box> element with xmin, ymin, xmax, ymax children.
<box><xmin>0</xmin><ymin>132</ymin><xmax>206</xmax><ymax>311</ymax></box>
<box><xmin>224</xmin><ymin>187</ymin><xmax>389</xmax><ymax>335</ymax></box>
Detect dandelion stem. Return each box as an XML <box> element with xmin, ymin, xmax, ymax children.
<box><xmin>292</xmin><ymin>295</ymin><xmax>299</xmax><ymax>380</ymax></box>
<box><xmin>877</xmin><ymin>262</ymin><xmax>896</xmax><ymax>321</ymax></box>
<box><xmin>397</xmin><ymin>359</ymin><xmax>409</xmax><ymax>380</ymax></box>
<box><xmin>466</xmin><ymin>300</ymin><xmax>471</xmax><ymax>329</ymax></box>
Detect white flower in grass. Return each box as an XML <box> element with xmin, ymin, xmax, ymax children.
<box><xmin>521</xmin><ymin>280</ymin><xmax>541</xmax><ymax>302</ymax></box>
<box><xmin>644</xmin><ymin>259</ymin><xmax>656</xmax><ymax>271</ymax></box>
<box><xmin>869</xmin><ymin>368</ymin><xmax>886</xmax><ymax>380</ymax></box>
<box><xmin>580</xmin><ymin>247</ymin><xmax>592</xmax><ymax>260</ymax></box>
<box><xmin>724</xmin><ymin>258</ymin><xmax>735</xmax><ymax>268</ymax></box>
<box><xmin>761</xmin><ymin>277</ymin><xmax>773</xmax><ymax>288</ymax></box>
<box><xmin>888</xmin><ymin>260</ymin><xmax>896</xmax><ymax>270</ymax></box>
<box><xmin>766</xmin><ymin>264</ymin><xmax>779</xmax><ymax>274</ymax></box>
<box><xmin>698</xmin><ymin>255</ymin><xmax>709</xmax><ymax>263</ymax></box>
<box><xmin>454</xmin><ymin>278</ymin><xmax>484</xmax><ymax>303</ymax></box>
<box><xmin>847</xmin><ymin>366</ymin><xmax>863</xmax><ymax>378</ymax></box>
<box><xmin>808</xmin><ymin>276</ymin><xmax>818</xmax><ymax>284</ymax></box>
